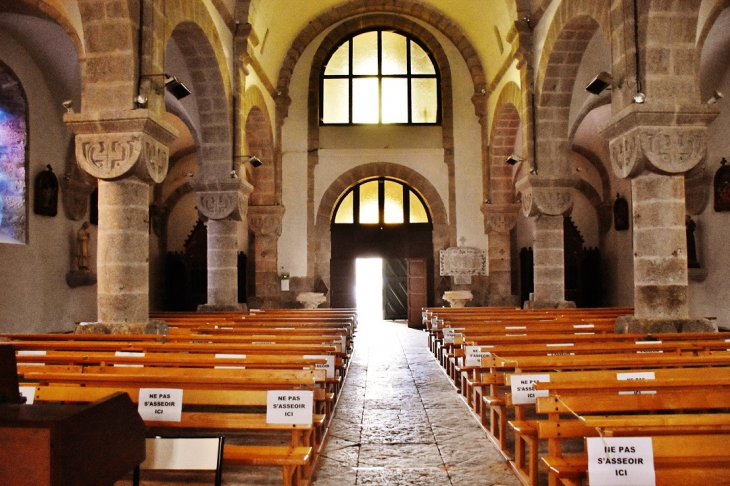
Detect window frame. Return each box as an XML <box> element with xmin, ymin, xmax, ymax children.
<box><xmin>320</xmin><ymin>28</ymin><xmax>442</xmax><ymax>126</ymax></box>
<box><xmin>331</xmin><ymin>177</ymin><xmax>432</xmax><ymax>225</ymax></box>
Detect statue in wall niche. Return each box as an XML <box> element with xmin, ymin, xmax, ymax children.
<box><xmin>75</xmin><ymin>221</ymin><xmax>91</xmax><ymax>270</ymax></box>
<box><xmin>685</xmin><ymin>215</ymin><xmax>700</xmax><ymax>268</ymax></box>
<box><xmin>66</xmin><ymin>221</ymin><xmax>96</xmax><ymax>288</ymax></box>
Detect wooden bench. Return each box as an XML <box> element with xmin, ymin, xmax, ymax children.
<box><xmin>30</xmin><ymin>384</ymin><xmax>319</xmax><ymax>486</ymax></box>
<box><xmin>529</xmin><ymin>369</ymin><xmax>730</xmax><ymax>486</ymax></box>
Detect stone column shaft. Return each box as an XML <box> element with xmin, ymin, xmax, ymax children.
<box><xmin>533</xmin><ymin>215</ymin><xmax>565</xmax><ymax>302</ymax></box>
<box><xmin>515</xmin><ymin>175</ymin><xmax>578</xmax><ymax>307</ymax></box>
<box><xmin>483</xmin><ymin>202</ymin><xmax>521</xmax><ymax>305</ymax></box>
<box><xmin>488</xmin><ymin>232</ymin><xmax>511</xmax><ymax>297</ymax></box>
<box><xmin>249</xmin><ymin>205</ymin><xmax>285</xmax><ymax>308</ymax></box>
<box><xmin>196</xmin><ymin>180</ymin><xmax>253</xmax><ymax>311</ymax></box>
<box><xmin>206</xmin><ymin>219</ymin><xmax>240</xmax><ymax>307</ymax></box>
<box><xmin>97</xmin><ymin>178</ymin><xmax>150</xmax><ymax>324</ymax></box>
<box><xmin>632</xmin><ymin>172</ymin><xmax>688</xmax><ymax>319</ymax></box>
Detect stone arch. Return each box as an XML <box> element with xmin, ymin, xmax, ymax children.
<box><xmin>489</xmin><ymin>82</ymin><xmax>525</xmax><ymax>205</ymax></box>
<box><xmin>697</xmin><ymin>0</ymin><xmax>730</xmax><ymax>48</ymax></box>
<box><xmin>536</xmin><ymin>10</ymin><xmax>606</xmax><ymax>176</ymax></box>
<box><xmin>317</xmin><ymin>163</ymin><xmax>447</xmax><ymax>227</ymax></box>
<box><xmin>304</xmin><ymin>14</ymin><xmax>458</xmax><ymax>277</ymax></box>
<box><xmin>245</xmin><ymin>101</ymin><xmax>275</xmax><ymax>206</ymax></box>
<box><xmin>14</xmin><ymin>1</ymin><xmax>84</xmax><ymax>61</ymax></box>
<box><xmin>168</xmin><ymin>20</ymin><xmax>232</xmax><ymax>180</ymax></box>
<box><xmin>275</xmin><ymin>0</ymin><xmax>487</xmax><ymax>105</ymax></box>
<box><xmin>312</xmin><ymin>162</ymin><xmax>449</xmax><ymax>296</ymax></box>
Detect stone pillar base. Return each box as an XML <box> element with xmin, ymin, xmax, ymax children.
<box><xmin>615</xmin><ymin>316</ymin><xmax>717</xmax><ymax>334</ymax></box>
<box><xmin>523</xmin><ymin>300</ymin><xmax>576</xmax><ymax>310</ymax></box>
<box><xmin>197</xmin><ymin>303</ymin><xmax>248</xmax><ymax>312</ymax></box>
<box><xmin>487</xmin><ymin>295</ymin><xmax>521</xmax><ymax>307</ymax></box>
<box><xmin>75</xmin><ymin>320</ymin><xmax>168</xmax><ymax>335</ymax></box>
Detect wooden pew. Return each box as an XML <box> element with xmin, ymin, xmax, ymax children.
<box><xmin>30</xmin><ymin>384</ymin><xmax>319</xmax><ymax>486</ymax></box>
<box><xmin>524</xmin><ymin>368</ymin><xmax>730</xmax><ymax>486</ymax></box>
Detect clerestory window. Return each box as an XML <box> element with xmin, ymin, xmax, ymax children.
<box><xmin>321</xmin><ymin>29</ymin><xmax>440</xmax><ymax>125</ymax></box>
<box><xmin>333</xmin><ymin>178</ymin><xmax>431</xmax><ymax>225</ymax></box>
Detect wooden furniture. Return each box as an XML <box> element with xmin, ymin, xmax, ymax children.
<box><xmin>0</xmin><ymin>392</ymin><xmax>145</xmax><ymax>486</ymax></box>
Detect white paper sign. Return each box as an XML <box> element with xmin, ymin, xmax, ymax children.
<box><xmin>616</xmin><ymin>372</ymin><xmax>655</xmax><ymax>381</ymax></box>
<box><xmin>510</xmin><ymin>374</ymin><xmax>550</xmax><ymax>404</ymax></box>
<box><xmin>574</xmin><ymin>324</ymin><xmax>595</xmax><ymax>329</ymax></box>
<box><xmin>17</xmin><ymin>350</ymin><xmax>46</xmax><ymax>365</ymax></box>
<box><xmin>505</xmin><ymin>326</ymin><xmax>527</xmax><ymax>330</ymax></box>
<box><xmin>114</xmin><ymin>351</ymin><xmax>145</xmax><ymax>367</ymax></box>
<box><xmin>304</xmin><ymin>354</ymin><xmax>335</xmax><ymax>379</ymax></box>
<box><xmin>138</xmin><ymin>388</ymin><xmax>183</xmax><ymax>422</ymax></box>
<box><xmin>18</xmin><ymin>386</ymin><xmax>35</xmax><ymax>404</ymax></box>
<box><xmin>214</xmin><ymin>353</ymin><xmax>247</xmax><ymax>369</ymax></box>
<box><xmin>465</xmin><ymin>346</ymin><xmax>492</xmax><ymax>367</ymax></box>
<box><xmin>266</xmin><ymin>390</ymin><xmax>313</xmax><ymax>424</ymax></box>
<box><xmin>587</xmin><ymin>437</ymin><xmax>655</xmax><ymax>486</ymax></box>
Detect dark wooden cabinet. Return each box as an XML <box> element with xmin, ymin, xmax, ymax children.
<box><xmin>0</xmin><ymin>392</ymin><xmax>146</xmax><ymax>486</ymax></box>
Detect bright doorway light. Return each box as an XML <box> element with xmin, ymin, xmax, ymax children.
<box><xmin>356</xmin><ymin>258</ymin><xmax>383</xmax><ymax>321</ymax></box>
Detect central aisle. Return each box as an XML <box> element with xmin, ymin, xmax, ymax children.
<box><xmin>312</xmin><ymin>319</ymin><xmax>520</xmax><ymax>486</ymax></box>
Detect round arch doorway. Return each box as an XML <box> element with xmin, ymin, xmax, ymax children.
<box><xmin>330</xmin><ymin>178</ymin><xmax>433</xmax><ymax>327</ymax></box>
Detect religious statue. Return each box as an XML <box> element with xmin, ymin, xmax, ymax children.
<box><xmin>685</xmin><ymin>215</ymin><xmax>700</xmax><ymax>268</ymax></box>
<box><xmin>75</xmin><ymin>221</ymin><xmax>91</xmax><ymax>271</ymax></box>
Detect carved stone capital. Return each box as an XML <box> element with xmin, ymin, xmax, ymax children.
<box><xmin>471</xmin><ymin>90</ymin><xmax>487</xmax><ymax>119</ymax></box>
<box><xmin>64</xmin><ymin>110</ymin><xmax>177</xmax><ymax>183</ymax></box>
<box><xmin>602</xmin><ymin>105</ymin><xmax>718</xmax><ymax>179</ymax></box>
<box><xmin>196</xmin><ymin>180</ymin><xmax>254</xmax><ymax>222</ymax></box>
<box><xmin>481</xmin><ymin>202</ymin><xmax>521</xmax><ymax>233</ymax></box>
<box><xmin>276</xmin><ymin>91</ymin><xmax>292</xmax><ymax>121</ymax></box>
<box><xmin>515</xmin><ymin>175</ymin><xmax>578</xmax><ymax>217</ymax></box>
<box><xmin>248</xmin><ymin>205</ymin><xmax>286</xmax><ymax>236</ymax></box>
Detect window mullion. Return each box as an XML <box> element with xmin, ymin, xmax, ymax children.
<box><xmin>378</xmin><ymin>179</ymin><xmax>385</xmax><ymax>225</ymax></box>
<box><xmin>348</xmin><ymin>39</ymin><xmax>353</xmax><ymax>124</ymax></box>
<box><xmin>377</xmin><ymin>31</ymin><xmax>382</xmax><ymax>125</ymax></box>
<box><xmin>407</xmin><ymin>39</ymin><xmax>412</xmax><ymax>124</ymax></box>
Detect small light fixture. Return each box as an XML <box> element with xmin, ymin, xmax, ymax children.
<box><xmin>707</xmin><ymin>90</ymin><xmax>724</xmax><ymax>105</ymax></box>
<box><xmin>230</xmin><ymin>170</ymin><xmax>238</xmax><ymax>179</ymax></box>
<box><xmin>134</xmin><ymin>94</ymin><xmax>148</xmax><ymax>108</ymax></box>
<box><xmin>585</xmin><ymin>72</ymin><xmax>613</xmax><ymax>95</ymax></box>
<box><xmin>61</xmin><ymin>100</ymin><xmax>73</xmax><ymax>113</ymax></box>
<box><xmin>506</xmin><ymin>154</ymin><xmax>524</xmax><ymax>166</ymax></box>
<box><xmin>633</xmin><ymin>92</ymin><xmax>646</xmax><ymax>104</ymax></box>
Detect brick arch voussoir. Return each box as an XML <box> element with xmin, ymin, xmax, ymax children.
<box><xmin>169</xmin><ymin>20</ymin><xmax>232</xmax><ymax>173</ymax></box>
<box><xmin>23</xmin><ymin>0</ymin><xmax>84</xmax><ymax>61</ymax></box>
<box><xmin>536</xmin><ymin>1</ymin><xmax>609</xmax><ymax>98</ymax></box>
<box><xmin>316</xmin><ymin>163</ymin><xmax>448</xmax><ymax>228</ymax></box>
<box><xmin>276</xmin><ymin>0</ymin><xmax>485</xmax><ymax>100</ymax></box>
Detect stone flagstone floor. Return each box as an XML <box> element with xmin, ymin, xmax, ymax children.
<box><xmin>117</xmin><ymin>318</ymin><xmax>521</xmax><ymax>485</ymax></box>
<box><xmin>311</xmin><ymin>319</ymin><xmax>520</xmax><ymax>486</ymax></box>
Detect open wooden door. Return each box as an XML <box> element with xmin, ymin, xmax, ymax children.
<box><xmin>383</xmin><ymin>258</ymin><xmax>407</xmax><ymax>320</ymax></box>
<box><xmin>330</xmin><ymin>258</ymin><xmax>356</xmax><ymax>308</ymax></box>
<box><xmin>407</xmin><ymin>258</ymin><xmax>428</xmax><ymax>328</ymax></box>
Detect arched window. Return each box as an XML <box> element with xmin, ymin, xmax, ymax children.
<box><xmin>321</xmin><ymin>29</ymin><xmax>440</xmax><ymax>125</ymax></box>
<box><xmin>0</xmin><ymin>62</ymin><xmax>28</xmax><ymax>244</ymax></box>
<box><xmin>332</xmin><ymin>178</ymin><xmax>431</xmax><ymax>225</ymax></box>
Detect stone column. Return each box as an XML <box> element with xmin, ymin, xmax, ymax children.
<box><xmin>603</xmin><ymin>107</ymin><xmax>717</xmax><ymax>333</ymax></box>
<box><xmin>516</xmin><ymin>175</ymin><xmax>578</xmax><ymax>309</ymax></box>
<box><xmin>196</xmin><ymin>180</ymin><xmax>253</xmax><ymax>312</ymax></box>
<box><xmin>482</xmin><ymin>202</ymin><xmax>521</xmax><ymax>306</ymax></box>
<box><xmin>64</xmin><ymin>110</ymin><xmax>176</xmax><ymax>333</ymax></box>
<box><xmin>248</xmin><ymin>205</ymin><xmax>285</xmax><ymax>309</ymax></box>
